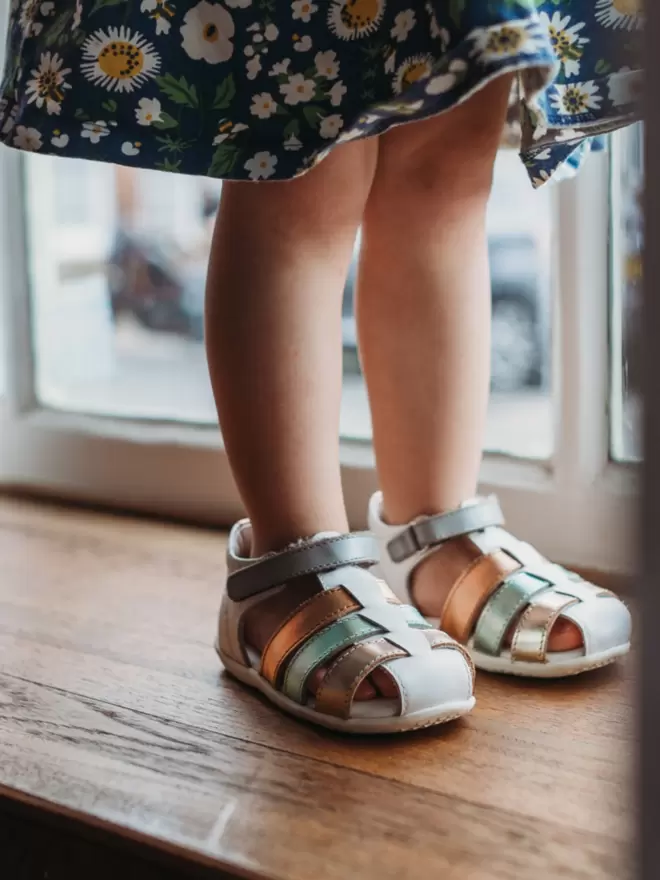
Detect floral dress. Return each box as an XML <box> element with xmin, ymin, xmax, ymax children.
<box><xmin>0</xmin><ymin>0</ymin><xmax>643</xmax><ymax>187</ymax></box>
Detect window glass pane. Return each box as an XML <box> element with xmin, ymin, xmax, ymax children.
<box><xmin>611</xmin><ymin>124</ymin><xmax>643</xmax><ymax>463</ymax></box>
<box><xmin>26</xmin><ymin>150</ymin><xmax>552</xmax><ymax>458</ymax></box>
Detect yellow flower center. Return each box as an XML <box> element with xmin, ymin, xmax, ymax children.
<box><xmin>340</xmin><ymin>0</ymin><xmax>381</xmax><ymax>30</ymax></box>
<box><xmin>99</xmin><ymin>41</ymin><xmax>144</xmax><ymax>80</ymax></box>
<box><xmin>487</xmin><ymin>27</ymin><xmax>523</xmax><ymax>54</ymax></box>
<box><xmin>403</xmin><ymin>61</ymin><xmax>429</xmax><ymax>86</ymax></box>
<box><xmin>203</xmin><ymin>22</ymin><xmax>219</xmax><ymax>42</ymax></box>
<box><xmin>612</xmin><ymin>0</ymin><xmax>639</xmax><ymax>14</ymax></box>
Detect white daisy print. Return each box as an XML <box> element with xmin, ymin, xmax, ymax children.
<box><xmin>136</xmin><ymin>96</ymin><xmax>163</xmax><ymax>125</ymax></box>
<box><xmin>393</xmin><ymin>54</ymin><xmax>433</xmax><ymax>95</ymax></box>
<box><xmin>319</xmin><ymin>114</ymin><xmax>343</xmax><ymax>139</ymax></box>
<box><xmin>294</xmin><ymin>35</ymin><xmax>313</xmax><ymax>52</ymax></box>
<box><xmin>121</xmin><ymin>141</ymin><xmax>141</xmax><ymax>155</ymax></box>
<box><xmin>246</xmin><ymin>54</ymin><xmax>262</xmax><ymax>79</ymax></box>
<box><xmin>329</xmin><ymin>79</ymin><xmax>347</xmax><ymax>106</ymax></box>
<box><xmin>180</xmin><ymin>1</ymin><xmax>235</xmax><ymax>64</ymax></box>
<box><xmin>292</xmin><ymin>1</ymin><xmax>317</xmax><ymax>23</ymax></box>
<box><xmin>72</xmin><ymin>0</ymin><xmax>84</xmax><ymax>29</ymax></box>
<box><xmin>595</xmin><ymin>0</ymin><xmax>643</xmax><ymax>32</ymax></box>
<box><xmin>251</xmin><ymin>92</ymin><xmax>278</xmax><ymax>119</ymax></box>
<box><xmin>384</xmin><ymin>48</ymin><xmax>396</xmax><ymax>74</ymax></box>
<box><xmin>391</xmin><ymin>10</ymin><xmax>415</xmax><ymax>43</ymax></box>
<box><xmin>425</xmin><ymin>59</ymin><xmax>467</xmax><ymax>96</ymax></box>
<box><xmin>41</xmin><ymin>1</ymin><xmax>54</xmax><ymax>15</ymax></box>
<box><xmin>25</xmin><ymin>52</ymin><xmax>72</xmax><ymax>116</ymax></box>
<box><xmin>81</xmin><ymin>27</ymin><xmax>161</xmax><ymax>93</ymax></box>
<box><xmin>539</xmin><ymin>12</ymin><xmax>588</xmax><ymax>78</ymax></box>
<box><xmin>245</xmin><ymin>150</ymin><xmax>278</xmax><ymax>180</ymax></box>
<box><xmin>329</xmin><ymin>0</ymin><xmax>385</xmax><ymax>41</ymax></box>
<box><xmin>470</xmin><ymin>22</ymin><xmax>543</xmax><ymax>64</ymax></box>
<box><xmin>13</xmin><ymin>125</ymin><xmax>43</xmax><ymax>151</ymax></box>
<box><xmin>141</xmin><ymin>0</ymin><xmax>176</xmax><ymax>36</ymax></box>
<box><xmin>284</xmin><ymin>133</ymin><xmax>303</xmax><ymax>150</ymax></box>
<box><xmin>280</xmin><ymin>72</ymin><xmax>315</xmax><ymax>104</ymax></box>
<box><xmin>264</xmin><ymin>23</ymin><xmax>279</xmax><ymax>41</ymax></box>
<box><xmin>19</xmin><ymin>0</ymin><xmax>48</xmax><ymax>37</ymax></box>
<box><xmin>315</xmin><ymin>50</ymin><xmax>339</xmax><ymax>79</ymax></box>
<box><xmin>270</xmin><ymin>59</ymin><xmax>290</xmax><ymax>76</ymax></box>
<box><xmin>51</xmin><ymin>131</ymin><xmax>70</xmax><ymax>148</ymax></box>
<box><xmin>551</xmin><ymin>81</ymin><xmax>602</xmax><ymax>115</ymax></box>
<box><xmin>81</xmin><ymin>120</ymin><xmax>111</xmax><ymax>143</ymax></box>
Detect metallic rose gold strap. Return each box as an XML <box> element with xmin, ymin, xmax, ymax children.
<box><xmin>441</xmin><ymin>550</ymin><xmax>521</xmax><ymax>644</ymax></box>
<box><xmin>511</xmin><ymin>590</ymin><xmax>579</xmax><ymax>662</ymax></box>
<box><xmin>260</xmin><ymin>587</ymin><xmax>359</xmax><ymax>685</ymax></box>
<box><xmin>314</xmin><ymin>638</ymin><xmax>407</xmax><ymax>719</ymax></box>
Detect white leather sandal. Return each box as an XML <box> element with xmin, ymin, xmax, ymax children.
<box><xmin>217</xmin><ymin>521</ymin><xmax>475</xmax><ymax>734</ymax></box>
<box><xmin>369</xmin><ymin>493</ymin><xmax>632</xmax><ymax>678</ymax></box>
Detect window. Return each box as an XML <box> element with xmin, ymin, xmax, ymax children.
<box><xmin>20</xmin><ymin>151</ymin><xmax>552</xmax><ymax>458</ymax></box>
<box><xmin>0</xmin><ymin>0</ymin><xmax>634</xmax><ymax>573</ymax></box>
<box><xmin>611</xmin><ymin>124</ymin><xmax>644</xmax><ymax>464</ymax></box>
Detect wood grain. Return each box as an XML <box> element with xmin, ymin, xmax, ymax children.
<box><xmin>0</xmin><ymin>496</ymin><xmax>634</xmax><ymax>879</ymax></box>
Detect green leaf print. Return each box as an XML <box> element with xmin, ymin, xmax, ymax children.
<box><xmin>155</xmin><ymin>159</ymin><xmax>182</xmax><ymax>173</ymax></box>
<box><xmin>74</xmin><ymin>108</ymin><xmax>90</xmax><ymax>121</ymax></box>
<box><xmin>283</xmin><ymin>119</ymin><xmax>300</xmax><ymax>138</ymax></box>
<box><xmin>595</xmin><ymin>59</ymin><xmax>612</xmax><ymax>76</ymax></box>
<box><xmin>91</xmin><ymin>0</ymin><xmax>128</xmax><ymax>14</ymax></box>
<box><xmin>213</xmin><ymin>76</ymin><xmax>236</xmax><ymax>110</ymax></box>
<box><xmin>302</xmin><ymin>105</ymin><xmax>323</xmax><ymax>129</ymax></box>
<box><xmin>209</xmin><ymin>143</ymin><xmax>240</xmax><ymax>177</ymax></box>
<box><xmin>153</xmin><ymin>112</ymin><xmax>179</xmax><ymax>130</ymax></box>
<box><xmin>156</xmin><ymin>74</ymin><xmax>200</xmax><ymax>108</ymax></box>
<box><xmin>156</xmin><ymin>135</ymin><xmax>195</xmax><ymax>155</ymax></box>
<box><xmin>102</xmin><ymin>99</ymin><xmax>118</xmax><ymax>114</ymax></box>
<box><xmin>45</xmin><ymin>11</ymin><xmax>74</xmax><ymax>47</ymax></box>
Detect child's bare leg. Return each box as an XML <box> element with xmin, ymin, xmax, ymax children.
<box><xmin>205</xmin><ymin>139</ymin><xmax>394</xmax><ymax>698</ymax></box>
<box><xmin>206</xmin><ymin>140</ymin><xmax>376</xmax><ymax>556</ymax></box>
<box><xmin>358</xmin><ymin>77</ymin><xmax>580</xmax><ymax>651</ymax></box>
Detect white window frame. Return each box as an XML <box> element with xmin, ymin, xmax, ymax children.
<box><xmin>0</xmin><ymin>135</ymin><xmax>636</xmax><ymax>573</ymax></box>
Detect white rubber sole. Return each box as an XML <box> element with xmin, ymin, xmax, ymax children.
<box><xmin>217</xmin><ymin>646</ymin><xmax>475</xmax><ymax>735</ymax></box>
<box><xmin>469</xmin><ymin>641</ymin><xmax>631</xmax><ymax>678</ymax></box>
<box><xmin>423</xmin><ymin>617</ymin><xmax>630</xmax><ymax>678</ymax></box>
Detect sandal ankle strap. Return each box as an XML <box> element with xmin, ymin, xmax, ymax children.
<box><xmin>386</xmin><ymin>496</ymin><xmax>504</xmax><ymax>563</ymax></box>
<box><xmin>227</xmin><ymin>532</ymin><xmax>380</xmax><ymax>601</ymax></box>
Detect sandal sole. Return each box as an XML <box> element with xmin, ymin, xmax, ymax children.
<box><xmin>217</xmin><ymin>645</ymin><xmax>475</xmax><ymax>734</ymax></box>
<box><xmin>469</xmin><ymin>642</ymin><xmax>631</xmax><ymax>678</ymax></box>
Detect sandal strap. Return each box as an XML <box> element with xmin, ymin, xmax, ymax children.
<box><xmin>226</xmin><ymin>532</ymin><xmax>380</xmax><ymax>601</ymax></box>
<box><xmin>386</xmin><ymin>496</ymin><xmax>504</xmax><ymax>564</ymax></box>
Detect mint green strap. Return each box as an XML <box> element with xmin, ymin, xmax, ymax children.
<box><xmin>472</xmin><ymin>571</ymin><xmax>551</xmax><ymax>657</ymax></box>
<box><xmin>282</xmin><ymin>614</ymin><xmax>381</xmax><ymax>704</ymax></box>
<box><xmin>282</xmin><ymin>605</ymin><xmax>431</xmax><ymax>704</ymax></box>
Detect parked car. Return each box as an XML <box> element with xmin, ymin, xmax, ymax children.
<box><xmin>108</xmin><ymin>228</ymin><xmax>548</xmax><ymax>391</ymax></box>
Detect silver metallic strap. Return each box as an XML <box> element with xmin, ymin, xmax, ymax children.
<box><xmin>472</xmin><ymin>571</ymin><xmax>551</xmax><ymax>657</ymax></box>
<box><xmin>227</xmin><ymin>532</ymin><xmax>380</xmax><ymax>601</ymax></box>
<box><xmin>386</xmin><ymin>496</ymin><xmax>504</xmax><ymax>564</ymax></box>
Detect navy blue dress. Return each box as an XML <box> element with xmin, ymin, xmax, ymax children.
<box><xmin>0</xmin><ymin>0</ymin><xmax>643</xmax><ymax>185</ymax></box>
